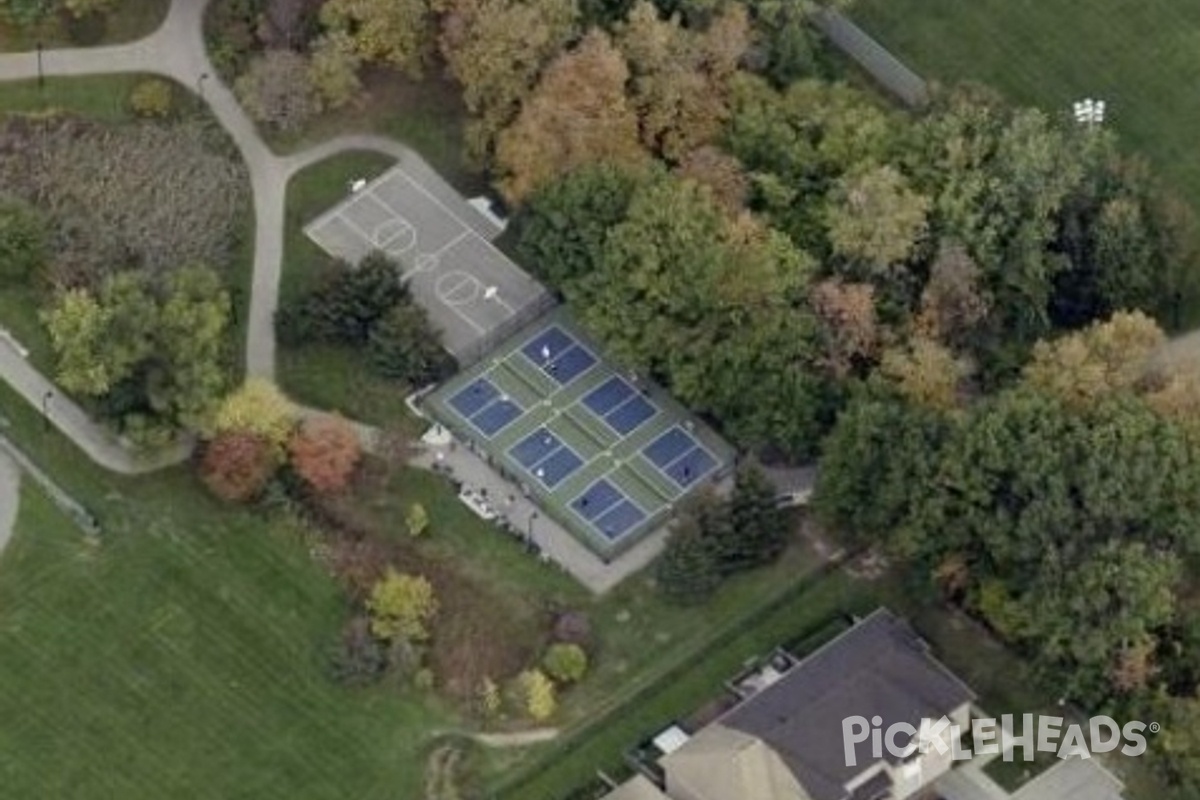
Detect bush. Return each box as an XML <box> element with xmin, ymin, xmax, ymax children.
<box><xmin>129</xmin><ymin>79</ymin><xmax>174</xmax><ymax>119</ymax></box>
<box><xmin>200</xmin><ymin>430</ymin><xmax>278</xmax><ymax>502</ymax></box>
<box><xmin>413</xmin><ymin>667</ymin><xmax>436</xmax><ymax>692</ymax></box>
<box><xmin>476</xmin><ymin>676</ymin><xmax>501</xmax><ymax>719</ymax></box>
<box><xmin>288</xmin><ymin>414</ymin><xmax>362</xmax><ymax>494</ymax></box>
<box><xmin>0</xmin><ymin>198</ymin><xmax>47</xmax><ymax>284</ymax></box>
<box><xmin>406</xmin><ymin>502</ymin><xmax>429</xmax><ymax>537</ymax></box>
<box><xmin>517</xmin><ymin>669</ymin><xmax>557</xmax><ymax>721</ymax></box>
<box><xmin>328</xmin><ymin>614</ymin><xmax>388</xmax><ymax>685</ymax></box>
<box><xmin>542</xmin><ymin>643</ymin><xmax>588</xmax><ymax>684</ymax></box>
<box><xmin>367</xmin><ymin>569</ymin><xmax>438</xmax><ymax>643</ymax></box>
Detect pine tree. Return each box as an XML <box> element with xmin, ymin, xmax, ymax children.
<box><xmin>656</xmin><ymin>519</ymin><xmax>721</xmax><ymax>604</ymax></box>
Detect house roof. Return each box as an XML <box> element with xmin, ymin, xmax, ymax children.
<box><xmin>598</xmin><ymin>774</ymin><xmax>672</xmax><ymax>800</ymax></box>
<box><xmin>661</xmin><ymin>724</ymin><xmax>813</xmax><ymax>800</ymax></box>
<box><xmin>714</xmin><ymin>608</ymin><xmax>976</xmax><ymax>800</ymax></box>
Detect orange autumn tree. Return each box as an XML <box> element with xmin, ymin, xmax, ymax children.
<box><xmin>289</xmin><ymin>414</ymin><xmax>363</xmax><ymax>494</ymax></box>
<box><xmin>201</xmin><ymin>430</ymin><xmax>278</xmax><ymax>502</ymax></box>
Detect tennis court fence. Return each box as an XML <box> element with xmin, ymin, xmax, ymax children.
<box><xmin>455</xmin><ymin>289</ymin><xmax>558</xmax><ymax>367</ymax></box>
<box><xmin>812</xmin><ymin>8</ymin><xmax>929</xmax><ymax>108</ymax></box>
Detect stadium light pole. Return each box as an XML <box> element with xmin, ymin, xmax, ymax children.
<box><xmin>527</xmin><ymin>511</ymin><xmax>539</xmax><ymax>547</ymax></box>
<box><xmin>41</xmin><ymin>390</ymin><xmax>52</xmax><ymax>432</ymax></box>
<box><xmin>197</xmin><ymin>72</ymin><xmax>209</xmax><ymax>101</ymax></box>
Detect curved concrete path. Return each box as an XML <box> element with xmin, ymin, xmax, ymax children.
<box><xmin>0</xmin><ymin>0</ymin><xmax>452</xmax><ymax>473</ymax></box>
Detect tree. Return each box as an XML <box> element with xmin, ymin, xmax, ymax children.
<box><xmin>257</xmin><ymin>0</ymin><xmax>322</xmax><ymax>49</ymax></box>
<box><xmin>406</xmin><ymin>502</ymin><xmax>429</xmax><ymax>537</ymax></box>
<box><xmin>494</xmin><ymin>29</ymin><xmax>647</xmax><ymax>204</ymax></box>
<box><xmin>289</xmin><ymin>414</ymin><xmax>362</xmax><ymax>494</ymax></box>
<box><xmin>43</xmin><ymin>266</ymin><xmax>231</xmax><ymax>434</ymax></box>
<box><xmin>366</xmin><ymin>300</ymin><xmax>453</xmax><ymax>384</ymax></box>
<box><xmin>570</xmin><ymin>176</ymin><xmax>829</xmax><ymax>457</ymax></box>
<box><xmin>517</xmin><ymin>669</ymin><xmax>557</xmax><ymax>720</ymax></box>
<box><xmin>62</xmin><ymin>0</ymin><xmax>114</xmax><ymax>18</ymax></box>
<box><xmin>825</xmin><ymin>163</ymin><xmax>930</xmax><ymax>270</ymax></box>
<box><xmin>515</xmin><ymin>162</ymin><xmax>648</xmax><ymax>287</ymax></box>
<box><xmin>542</xmin><ymin>643</ymin><xmax>588</xmax><ymax>683</ymax></box>
<box><xmin>808</xmin><ymin>278</ymin><xmax>880</xmax><ymax>379</ymax></box>
<box><xmin>129</xmin><ymin>79</ymin><xmax>173</xmax><ymax>119</ymax></box>
<box><xmin>277</xmin><ymin>253</ymin><xmax>405</xmax><ymax>346</ymax></box>
<box><xmin>367</xmin><ymin>569</ymin><xmax>438</xmax><ymax>642</ymax></box>
<box><xmin>0</xmin><ymin>199</ymin><xmax>47</xmax><ymax>284</ymax></box>
<box><xmin>213</xmin><ymin>379</ymin><xmax>297</xmax><ymax>450</ymax></box>
<box><xmin>812</xmin><ymin>390</ymin><xmax>950</xmax><ymax>549</ymax></box>
<box><xmin>1152</xmin><ymin>695</ymin><xmax>1200</xmax><ymax>797</ymax></box>
<box><xmin>1021</xmin><ymin>310</ymin><xmax>1165</xmax><ymax>410</ymax></box>
<box><xmin>879</xmin><ymin>336</ymin><xmax>972</xmax><ymax>412</ymax></box>
<box><xmin>719</xmin><ymin>466</ymin><xmax>788</xmax><ymax>572</ymax></box>
<box><xmin>917</xmin><ymin>242</ymin><xmax>991</xmax><ymax>347</ymax></box>
<box><xmin>433</xmin><ymin>0</ymin><xmax>580</xmax><ymax>159</ymax></box>
<box><xmin>725</xmin><ymin>74</ymin><xmax>897</xmax><ymax>248</ymax></box>
<box><xmin>308</xmin><ymin>32</ymin><xmax>363</xmax><ymax>109</ymax></box>
<box><xmin>674</xmin><ymin>146</ymin><xmax>749</xmax><ymax>214</ymax></box>
<box><xmin>656</xmin><ymin>518</ymin><xmax>720</xmax><ymax>604</ymax></box>
<box><xmin>235</xmin><ymin>50</ymin><xmax>320</xmax><ymax>131</ymax></box>
<box><xmin>616</xmin><ymin>1</ymin><xmax>751</xmax><ymax>161</ymax></box>
<box><xmin>477</xmin><ymin>676</ymin><xmax>501</xmax><ymax>718</ymax></box>
<box><xmin>42</xmin><ymin>272</ymin><xmax>155</xmax><ymax>396</ymax></box>
<box><xmin>200</xmin><ymin>430</ymin><xmax>278</xmax><ymax>502</ymax></box>
<box><xmin>319</xmin><ymin>0</ymin><xmax>431</xmax><ymax>77</ymax></box>
<box><xmin>151</xmin><ymin>265</ymin><xmax>234</xmax><ymax>430</ymax></box>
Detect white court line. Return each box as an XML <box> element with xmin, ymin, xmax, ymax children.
<box><xmin>335</xmin><ymin>209</ymin><xmax>377</xmax><ymax>249</ymax></box>
<box><xmin>589</xmin><ymin>386</ymin><xmax>660</xmax><ymax>440</ymax></box>
<box><xmin>655</xmin><ymin>432</ymin><xmax>719</xmax><ymax>486</ymax></box>
<box><xmin>370</xmin><ymin>180</ymin><xmax>469</xmax><ymax>252</ymax></box>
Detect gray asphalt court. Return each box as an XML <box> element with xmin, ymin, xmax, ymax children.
<box><xmin>305</xmin><ymin>166</ymin><xmax>551</xmax><ymax>362</ymax></box>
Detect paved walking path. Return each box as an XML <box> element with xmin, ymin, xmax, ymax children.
<box><xmin>0</xmin><ymin>450</ymin><xmax>18</xmax><ymax>557</ymax></box>
<box><xmin>0</xmin><ymin>337</ymin><xmax>190</xmax><ymax>474</ymax></box>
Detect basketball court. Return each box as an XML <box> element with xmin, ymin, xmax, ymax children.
<box><xmin>305</xmin><ymin>165</ymin><xmax>551</xmax><ymax>363</ymax></box>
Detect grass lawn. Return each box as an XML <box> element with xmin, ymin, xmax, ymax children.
<box><xmin>851</xmin><ymin>0</ymin><xmax>1200</xmax><ymax>326</ymax></box>
<box><xmin>0</xmin><ymin>75</ymin><xmax>255</xmax><ymax>379</ymax></box>
<box><xmin>268</xmin><ymin>68</ymin><xmax>486</xmax><ymax>195</ymax></box>
<box><xmin>0</xmin><ymin>381</ymin><xmax>465</xmax><ymax>799</ymax></box>
<box><xmin>276</xmin><ymin>151</ymin><xmax>430</xmax><ymax>432</ymax></box>
<box><xmin>0</xmin><ymin>1</ymin><xmax>168</xmax><ymax>51</ymax></box>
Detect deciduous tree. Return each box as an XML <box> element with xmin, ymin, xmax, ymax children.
<box><xmin>517</xmin><ymin>668</ymin><xmax>557</xmax><ymax>720</ymax></box>
<box><xmin>494</xmin><ymin>29</ymin><xmax>647</xmax><ymax>203</ymax></box>
<box><xmin>367</xmin><ymin>569</ymin><xmax>438</xmax><ymax>642</ymax></box>
<box><xmin>213</xmin><ymin>378</ymin><xmax>297</xmax><ymax>450</ymax></box>
<box><xmin>0</xmin><ymin>199</ymin><xmax>47</xmax><ymax>284</ymax></box>
<box><xmin>433</xmin><ymin>0</ymin><xmax>579</xmax><ymax>159</ymax></box>
<box><xmin>320</xmin><ymin>0</ymin><xmax>431</xmax><ymax>77</ymax></box>
<box><xmin>879</xmin><ymin>336</ymin><xmax>972</xmax><ymax>412</ymax></box>
<box><xmin>825</xmin><ymin>163</ymin><xmax>929</xmax><ymax>270</ymax></box>
<box><xmin>289</xmin><ymin>414</ymin><xmax>362</xmax><ymax>494</ymax></box>
<box><xmin>308</xmin><ymin>31</ymin><xmax>363</xmax><ymax>109</ymax></box>
<box><xmin>542</xmin><ymin>643</ymin><xmax>588</xmax><ymax>683</ymax></box>
<box><xmin>1021</xmin><ymin>310</ymin><xmax>1164</xmax><ymax>410</ymax></box>
<box><xmin>235</xmin><ymin>50</ymin><xmax>320</xmax><ymax>131</ymax></box>
<box><xmin>200</xmin><ymin>430</ymin><xmax>278</xmax><ymax>503</ymax></box>
<box><xmin>808</xmin><ymin>278</ymin><xmax>880</xmax><ymax>378</ymax></box>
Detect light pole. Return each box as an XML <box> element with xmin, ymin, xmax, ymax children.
<box><xmin>41</xmin><ymin>390</ymin><xmax>52</xmax><ymax>432</ymax></box>
<box><xmin>1071</xmin><ymin>97</ymin><xmax>1106</xmax><ymax>128</ymax></box>
<box><xmin>197</xmin><ymin>72</ymin><xmax>209</xmax><ymax>101</ymax></box>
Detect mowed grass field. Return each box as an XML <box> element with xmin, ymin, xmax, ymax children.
<box><xmin>853</xmin><ymin>0</ymin><xmax>1200</xmax><ymax>322</ymax></box>
<box><xmin>0</xmin><ymin>382</ymin><xmax>460</xmax><ymax>799</ymax></box>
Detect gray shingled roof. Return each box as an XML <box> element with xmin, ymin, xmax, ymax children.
<box><xmin>720</xmin><ymin>609</ymin><xmax>976</xmax><ymax>800</ymax></box>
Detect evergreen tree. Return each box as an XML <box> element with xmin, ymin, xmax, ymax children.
<box><xmin>656</xmin><ymin>518</ymin><xmax>720</xmax><ymax>604</ymax></box>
